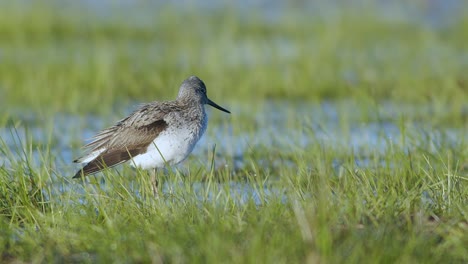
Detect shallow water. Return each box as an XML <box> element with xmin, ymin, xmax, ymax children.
<box><xmin>80</xmin><ymin>0</ymin><xmax>466</xmax><ymax>29</ymax></box>
<box><xmin>1</xmin><ymin>100</ymin><xmax>466</xmax><ymax>206</ymax></box>
<box><xmin>1</xmin><ymin>100</ymin><xmax>465</xmax><ymax>176</ymax></box>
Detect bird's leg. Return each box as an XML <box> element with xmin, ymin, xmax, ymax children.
<box><xmin>150</xmin><ymin>169</ymin><xmax>159</xmax><ymax>198</ymax></box>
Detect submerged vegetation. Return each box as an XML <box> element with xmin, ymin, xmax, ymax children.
<box><xmin>0</xmin><ymin>1</ymin><xmax>467</xmax><ymax>263</ymax></box>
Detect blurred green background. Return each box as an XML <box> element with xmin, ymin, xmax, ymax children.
<box><xmin>1</xmin><ymin>0</ymin><xmax>466</xmax><ymax>116</ymax></box>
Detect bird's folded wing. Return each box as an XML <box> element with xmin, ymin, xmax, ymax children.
<box><xmin>73</xmin><ymin>103</ymin><xmax>173</xmax><ymax>177</ymax></box>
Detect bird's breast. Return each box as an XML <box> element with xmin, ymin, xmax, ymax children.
<box><xmin>130</xmin><ymin>116</ymin><xmax>207</xmax><ymax>170</ymax></box>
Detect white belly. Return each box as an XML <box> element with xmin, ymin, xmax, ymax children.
<box><xmin>129</xmin><ymin>127</ymin><xmax>201</xmax><ymax>170</ymax></box>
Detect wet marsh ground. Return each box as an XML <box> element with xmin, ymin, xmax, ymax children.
<box><xmin>0</xmin><ymin>1</ymin><xmax>467</xmax><ymax>263</ymax></box>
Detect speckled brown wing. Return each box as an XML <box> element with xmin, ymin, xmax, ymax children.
<box><xmin>73</xmin><ymin>102</ymin><xmax>179</xmax><ymax>178</ymax></box>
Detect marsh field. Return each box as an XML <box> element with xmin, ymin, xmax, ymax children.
<box><xmin>0</xmin><ymin>1</ymin><xmax>467</xmax><ymax>263</ymax></box>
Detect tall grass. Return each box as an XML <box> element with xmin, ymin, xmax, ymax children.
<box><xmin>0</xmin><ymin>119</ymin><xmax>466</xmax><ymax>262</ymax></box>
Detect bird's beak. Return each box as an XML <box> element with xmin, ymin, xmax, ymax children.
<box><xmin>207</xmin><ymin>98</ymin><xmax>230</xmax><ymax>114</ymax></box>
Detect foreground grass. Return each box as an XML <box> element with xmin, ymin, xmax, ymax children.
<box><xmin>0</xmin><ymin>114</ymin><xmax>467</xmax><ymax>263</ymax></box>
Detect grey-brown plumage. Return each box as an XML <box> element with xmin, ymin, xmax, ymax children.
<box><xmin>73</xmin><ymin>76</ymin><xmax>230</xmax><ymax>179</ymax></box>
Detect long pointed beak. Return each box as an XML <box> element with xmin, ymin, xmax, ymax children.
<box><xmin>207</xmin><ymin>98</ymin><xmax>230</xmax><ymax>114</ymax></box>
